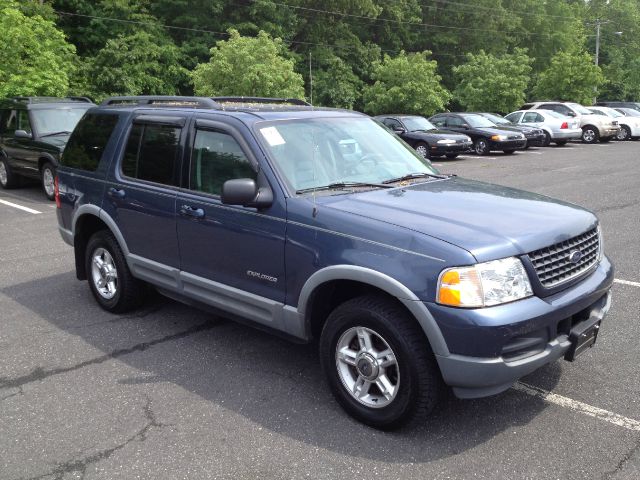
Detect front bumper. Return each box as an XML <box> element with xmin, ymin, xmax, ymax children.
<box><xmin>525</xmin><ymin>133</ymin><xmax>546</xmax><ymax>146</ymax></box>
<box><xmin>430</xmin><ymin>142</ymin><xmax>472</xmax><ymax>156</ymax></box>
<box><xmin>490</xmin><ymin>139</ymin><xmax>527</xmax><ymax>151</ymax></box>
<box><xmin>431</xmin><ymin>256</ymin><xmax>614</xmax><ymax>399</ymax></box>
<box><xmin>601</xmin><ymin>126</ymin><xmax>620</xmax><ymax>138</ymax></box>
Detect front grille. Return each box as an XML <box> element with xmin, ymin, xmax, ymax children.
<box><xmin>528</xmin><ymin>227</ymin><xmax>600</xmax><ymax>288</ymax></box>
<box><xmin>508</xmin><ymin>135</ymin><xmax>524</xmax><ymax>140</ymax></box>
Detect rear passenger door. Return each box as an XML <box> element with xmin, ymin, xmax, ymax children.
<box><xmin>176</xmin><ymin>118</ymin><xmax>287</xmax><ymax>319</ymax></box>
<box><xmin>103</xmin><ymin>114</ymin><xmax>186</xmax><ymax>289</ymax></box>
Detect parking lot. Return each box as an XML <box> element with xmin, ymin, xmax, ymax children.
<box><xmin>0</xmin><ymin>141</ymin><xmax>639</xmax><ymax>479</ymax></box>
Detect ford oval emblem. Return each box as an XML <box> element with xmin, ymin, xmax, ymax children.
<box><xmin>568</xmin><ymin>250</ymin><xmax>583</xmax><ymax>264</ymax></box>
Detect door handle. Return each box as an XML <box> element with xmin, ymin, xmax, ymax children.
<box><xmin>180</xmin><ymin>205</ymin><xmax>205</xmax><ymax>219</ymax></box>
<box><xmin>108</xmin><ymin>188</ymin><xmax>126</xmax><ymax>199</ymax></box>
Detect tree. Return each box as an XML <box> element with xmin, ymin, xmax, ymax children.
<box><xmin>82</xmin><ymin>30</ymin><xmax>189</xmax><ymax>101</ymax></box>
<box><xmin>533</xmin><ymin>49</ymin><xmax>604</xmax><ymax>104</ymax></box>
<box><xmin>0</xmin><ymin>0</ymin><xmax>76</xmax><ymax>97</ymax></box>
<box><xmin>362</xmin><ymin>51</ymin><xmax>451</xmax><ymax>116</ymax></box>
<box><xmin>453</xmin><ymin>49</ymin><xmax>532</xmax><ymax>113</ymax></box>
<box><xmin>192</xmin><ymin>29</ymin><xmax>305</xmax><ymax>98</ymax></box>
<box><xmin>310</xmin><ymin>51</ymin><xmax>363</xmax><ymax>109</ymax></box>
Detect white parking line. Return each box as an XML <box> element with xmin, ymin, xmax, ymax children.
<box><xmin>514</xmin><ymin>382</ymin><xmax>640</xmax><ymax>432</ymax></box>
<box><xmin>614</xmin><ymin>278</ymin><xmax>640</xmax><ymax>288</ymax></box>
<box><xmin>0</xmin><ymin>199</ymin><xmax>42</xmax><ymax>214</ymax></box>
<box><xmin>525</xmin><ymin>151</ymin><xmax>543</xmax><ymax>155</ymax></box>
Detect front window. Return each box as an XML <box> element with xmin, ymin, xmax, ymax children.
<box><xmin>481</xmin><ymin>113</ymin><xmax>509</xmax><ymax>125</ymax></box>
<box><xmin>461</xmin><ymin>115</ymin><xmax>496</xmax><ymax>128</ymax></box>
<box><xmin>257</xmin><ymin>117</ymin><xmax>438</xmax><ymax>193</ymax></box>
<box><xmin>401</xmin><ymin>116</ymin><xmax>436</xmax><ymax>131</ymax></box>
<box><xmin>30</xmin><ymin>107</ymin><xmax>90</xmax><ymax>137</ymax></box>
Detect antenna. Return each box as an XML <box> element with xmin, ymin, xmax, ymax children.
<box><xmin>309</xmin><ymin>51</ymin><xmax>313</xmax><ymax>107</ymax></box>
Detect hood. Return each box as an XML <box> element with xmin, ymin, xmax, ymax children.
<box><xmin>412</xmin><ymin>129</ymin><xmax>471</xmax><ymax>140</ymax></box>
<box><xmin>38</xmin><ymin>136</ymin><xmax>68</xmax><ymax>149</ymax></box>
<box><xmin>318</xmin><ymin>177</ymin><xmax>596</xmax><ymax>262</ymax></box>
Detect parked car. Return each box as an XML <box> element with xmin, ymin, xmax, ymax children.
<box><xmin>520</xmin><ymin>101</ymin><xmax>619</xmax><ymax>144</ymax></box>
<box><xmin>505</xmin><ymin>109</ymin><xmax>582</xmax><ymax>146</ymax></box>
<box><xmin>56</xmin><ymin>95</ymin><xmax>613</xmax><ymax>430</ymax></box>
<box><xmin>595</xmin><ymin>101</ymin><xmax>640</xmax><ymax>112</ymax></box>
<box><xmin>614</xmin><ymin>107</ymin><xmax>640</xmax><ymax>120</ymax></box>
<box><xmin>0</xmin><ymin>97</ymin><xmax>94</xmax><ymax>199</ymax></box>
<box><xmin>429</xmin><ymin>112</ymin><xmax>527</xmax><ymax>155</ymax></box>
<box><xmin>587</xmin><ymin>106</ymin><xmax>640</xmax><ymax>141</ymax></box>
<box><xmin>475</xmin><ymin>112</ymin><xmax>546</xmax><ymax>148</ymax></box>
<box><xmin>374</xmin><ymin>114</ymin><xmax>472</xmax><ymax>159</ymax></box>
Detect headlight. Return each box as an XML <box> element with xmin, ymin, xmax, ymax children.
<box><xmin>490</xmin><ymin>134</ymin><xmax>507</xmax><ymax>141</ymax></box>
<box><xmin>437</xmin><ymin>139</ymin><xmax>456</xmax><ymax>144</ymax></box>
<box><xmin>437</xmin><ymin>257</ymin><xmax>533</xmax><ymax>308</ymax></box>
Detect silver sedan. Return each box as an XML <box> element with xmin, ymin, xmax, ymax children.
<box><xmin>505</xmin><ymin>109</ymin><xmax>582</xmax><ymax>146</ymax></box>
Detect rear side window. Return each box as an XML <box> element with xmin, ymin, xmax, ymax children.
<box><xmin>505</xmin><ymin>112</ymin><xmax>522</xmax><ymax>123</ymax></box>
<box><xmin>62</xmin><ymin>113</ymin><xmax>119</xmax><ymax>171</ymax></box>
<box><xmin>122</xmin><ymin>123</ymin><xmax>181</xmax><ymax>186</ymax></box>
<box><xmin>189</xmin><ymin>129</ymin><xmax>255</xmax><ymax>196</ymax></box>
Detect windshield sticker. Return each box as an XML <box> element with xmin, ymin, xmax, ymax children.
<box><xmin>260</xmin><ymin>126</ymin><xmax>286</xmax><ymax>146</ymax></box>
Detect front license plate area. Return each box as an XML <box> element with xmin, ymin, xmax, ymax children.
<box><xmin>564</xmin><ymin>319</ymin><xmax>601</xmax><ymax>362</ymax></box>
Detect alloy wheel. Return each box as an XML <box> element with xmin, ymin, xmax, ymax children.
<box><xmin>91</xmin><ymin>248</ymin><xmax>119</xmax><ymax>300</ymax></box>
<box><xmin>0</xmin><ymin>161</ymin><xmax>7</xmax><ymax>187</ymax></box>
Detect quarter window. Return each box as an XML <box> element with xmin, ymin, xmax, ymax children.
<box><xmin>190</xmin><ymin>129</ymin><xmax>255</xmax><ymax>196</ymax></box>
<box><xmin>62</xmin><ymin>113</ymin><xmax>119</xmax><ymax>171</ymax></box>
<box><xmin>122</xmin><ymin>123</ymin><xmax>181</xmax><ymax>186</ymax></box>
<box><xmin>522</xmin><ymin>112</ymin><xmax>539</xmax><ymax>123</ymax></box>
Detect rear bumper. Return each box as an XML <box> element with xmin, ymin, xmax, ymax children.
<box><xmin>553</xmin><ymin>129</ymin><xmax>582</xmax><ymax>140</ymax></box>
<box><xmin>431</xmin><ymin>256</ymin><xmax>614</xmax><ymax>398</ymax></box>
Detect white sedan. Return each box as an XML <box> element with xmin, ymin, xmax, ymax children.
<box><xmin>505</xmin><ymin>109</ymin><xmax>582</xmax><ymax>146</ymax></box>
<box><xmin>588</xmin><ymin>106</ymin><xmax>640</xmax><ymax>140</ymax></box>
<box><xmin>609</xmin><ymin>107</ymin><xmax>640</xmax><ymax>140</ymax></box>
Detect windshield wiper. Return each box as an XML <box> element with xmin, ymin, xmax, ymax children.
<box><xmin>40</xmin><ymin>130</ymin><xmax>73</xmax><ymax>137</ymax></box>
<box><xmin>296</xmin><ymin>181</ymin><xmax>394</xmax><ymax>194</ymax></box>
<box><xmin>382</xmin><ymin>172</ymin><xmax>449</xmax><ymax>184</ymax></box>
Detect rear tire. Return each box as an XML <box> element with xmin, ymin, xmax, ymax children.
<box><xmin>319</xmin><ymin>294</ymin><xmax>443</xmax><ymax>430</ymax></box>
<box><xmin>445</xmin><ymin>153</ymin><xmax>459</xmax><ymax>159</ymax></box>
<box><xmin>41</xmin><ymin>162</ymin><xmax>56</xmax><ymax>201</ymax></box>
<box><xmin>85</xmin><ymin>230</ymin><xmax>143</xmax><ymax>313</ymax></box>
<box><xmin>0</xmin><ymin>158</ymin><xmax>19</xmax><ymax>189</ymax></box>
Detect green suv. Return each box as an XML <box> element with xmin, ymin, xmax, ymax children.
<box><xmin>0</xmin><ymin>97</ymin><xmax>94</xmax><ymax>200</ymax></box>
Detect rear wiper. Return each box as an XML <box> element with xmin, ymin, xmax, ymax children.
<box><xmin>40</xmin><ymin>131</ymin><xmax>73</xmax><ymax>137</ymax></box>
<box><xmin>296</xmin><ymin>181</ymin><xmax>394</xmax><ymax>194</ymax></box>
<box><xmin>382</xmin><ymin>172</ymin><xmax>449</xmax><ymax>184</ymax></box>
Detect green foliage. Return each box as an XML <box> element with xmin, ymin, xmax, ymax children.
<box><xmin>0</xmin><ymin>0</ymin><xmax>76</xmax><ymax>97</ymax></box>
<box><xmin>362</xmin><ymin>51</ymin><xmax>451</xmax><ymax>116</ymax></box>
<box><xmin>533</xmin><ymin>49</ymin><xmax>605</xmax><ymax>104</ymax></box>
<box><xmin>192</xmin><ymin>30</ymin><xmax>305</xmax><ymax>98</ymax></box>
<box><xmin>453</xmin><ymin>49</ymin><xmax>533</xmax><ymax>113</ymax></box>
<box><xmin>309</xmin><ymin>50</ymin><xmax>363</xmax><ymax>109</ymax></box>
<box><xmin>82</xmin><ymin>30</ymin><xmax>189</xmax><ymax>101</ymax></box>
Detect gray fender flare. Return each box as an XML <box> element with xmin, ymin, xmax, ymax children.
<box><xmin>72</xmin><ymin>205</ymin><xmax>130</xmax><ymax>256</ymax></box>
<box><xmin>297</xmin><ymin>265</ymin><xmax>450</xmax><ymax>356</ymax></box>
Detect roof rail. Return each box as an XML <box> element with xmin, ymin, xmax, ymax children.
<box><xmin>212</xmin><ymin>96</ymin><xmax>311</xmax><ymax>106</ymax></box>
<box><xmin>10</xmin><ymin>96</ymin><xmax>94</xmax><ymax>104</ymax></box>
<box><xmin>100</xmin><ymin>96</ymin><xmax>220</xmax><ymax>108</ymax></box>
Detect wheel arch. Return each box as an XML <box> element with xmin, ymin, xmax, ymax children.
<box><xmin>72</xmin><ymin>207</ymin><xmax>130</xmax><ymax>280</ymax></box>
<box><xmin>298</xmin><ymin>265</ymin><xmax>450</xmax><ymax>356</ymax></box>
<box><xmin>37</xmin><ymin>154</ymin><xmax>58</xmax><ymax>171</ymax></box>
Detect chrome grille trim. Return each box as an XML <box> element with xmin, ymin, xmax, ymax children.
<box><xmin>528</xmin><ymin>227</ymin><xmax>600</xmax><ymax>288</ymax></box>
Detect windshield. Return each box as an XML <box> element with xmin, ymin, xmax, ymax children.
<box><xmin>31</xmin><ymin>107</ymin><xmax>90</xmax><ymax>136</ymax></box>
<box><xmin>257</xmin><ymin>117</ymin><xmax>439</xmax><ymax>193</ymax></box>
<box><xmin>401</xmin><ymin>116</ymin><xmax>436</xmax><ymax>131</ymax></box>
<box><xmin>620</xmin><ymin>108</ymin><xmax>640</xmax><ymax>117</ymax></box>
<box><xmin>603</xmin><ymin>107</ymin><xmax>623</xmax><ymax>118</ymax></box>
<box><xmin>462</xmin><ymin>115</ymin><xmax>497</xmax><ymax>128</ymax></box>
<box><xmin>482</xmin><ymin>113</ymin><xmax>509</xmax><ymax>125</ymax></box>
<box><xmin>568</xmin><ymin>103</ymin><xmax>592</xmax><ymax>115</ymax></box>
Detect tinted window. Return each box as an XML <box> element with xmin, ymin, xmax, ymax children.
<box><xmin>447</xmin><ymin>116</ymin><xmax>467</xmax><ymax>127</ymax></box>
<box><xmin>62</xmin><ymin>113</ymin><xmax>119</xmax><ymax>171</ymax></box>
<box><xmin>0</xmin><ymin>109</ymin><xmax>17</xmax><ymax>134</ymax></box>
<box><xmin>430</xmin><ymin>116</ymin><xmax>447</xmax><ymax>127</ymax></box>
<box><xmin>522</xmin><ymin>112</ymin><xmax>539</xmax><ymax>123</ymax></box>
<box><xmin>190</xmin><ymin>129</ymin><xmax>255</xmax><ymax>196</ymax></box>
<box><xmin>122</xmin><ymin>124</ymin><xmax>180</xmax><ymax>186</ymax></box>
<box><xmin>505</xmin><ymin>112</ymin><xmax>522</xmax><ymax>123</ymax></box>
<box><xmin>382</xmin><ymin>118</ymin><xmax>402</xmax><ymax>130</ymax></box>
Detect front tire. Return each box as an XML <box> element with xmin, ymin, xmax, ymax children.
<box><xmin>474</xmin><ymin>138</ymin><xmax>490</xmax><ymax>155</ymax></box>
<box><xmin>414</xmin><ymin>142</ymin><xmax>430</xmax><ymax>159</ymax></box>
<box><xmin>541</xmin><ymin>131</ymin><xmax>552</xmax><ymax>147</ymax></box>
<box><xmin>85</xmin><ymin>230</ymin><xmax>143</xmax><ymax>313</ymax></box>
<box><xmin>41</xmin><ymin>162</ymin><xmax>56</xmax><ymax>201</ymax></box>
<box><xmin>582</xmin><ymin>126</ymin><xmax>599</xmax><ymax>144</ymax></box>
<box><xmin>555</xmin><ymin>140</ymin><xmax>568</xmax><ymax>146</ymax></box>
<box><xmin>445</xmin><ymin>153</ymin><xmax>459</xmax><ymax>159</ymax></box>
<box><xmin>503</xmin><ymin>149</ymin><xmax>516</xmax><ymax>155</ymax></box>
<box><xmin>319</xmin><ymin>295</ymin><xmax>443</xmax><ymax>430</ymax></box>
<box><xmin>617</xmin><ymin>126</ymin><xmax>631</xmax><ymax>141</ymax></box>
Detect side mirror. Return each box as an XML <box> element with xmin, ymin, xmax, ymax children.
<box><xmin>461</xmin><ymin>124</ymin><xmax>470</xmax><ymax>129</ymax></box>
<box><xmin>221</xmin><ymin>178</ymin><xmax>273</xmax><ymax>209</ymax></box>
<box><xmin>14</xmin><ymin>130</ymin><xmax>32</xmax><ymax>139</ymax></box>
<box><xmin>392</xmin><ymin>127</ymin><xmax>406</xmax><ymax>134</ymax></box>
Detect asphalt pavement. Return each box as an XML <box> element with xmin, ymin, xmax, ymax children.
<box><xmin>1</xmin><ymin>140</ymin><xmax>639</xmax><ymax>479</ymax></box>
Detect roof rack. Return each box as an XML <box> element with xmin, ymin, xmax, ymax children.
<box><xmin>212</xmin><ymin>96</ymin><xmax>311</xmax><ymax>106</ymax></box>
<box><xmin>101</xmin><ymin>96</ymin><xmax>219</xmax><ymax>108</ymax></box>
<box><xmin>100</xmin><ymin>95</ymin><xmax>311</xmax><ymax>109</ymax></box>
<box><xmin>10</xmin><ymin>96</ymin><xmax>94</xmax><ymax>104</ymax></box>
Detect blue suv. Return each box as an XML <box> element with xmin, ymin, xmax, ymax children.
<box><xmin>55</xmin><ymin>96</ymin><xmax>614</xmax><ymax>429</ymax></box>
